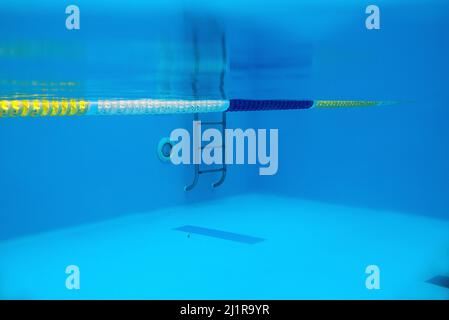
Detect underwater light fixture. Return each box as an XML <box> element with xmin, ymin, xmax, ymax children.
<box><xmin>0</xmin><ymin>98</ymin><xmax>393</xmax><ymax>118</ymax></box>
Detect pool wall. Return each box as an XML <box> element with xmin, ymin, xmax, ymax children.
<box><xmin>1</xmin><ymin>0</ymin><xmax>449</xmax><ymax>241</ymax></box>
<box><xmin>247</xmin><ymin>2</ymin><xmax>449</xmax><ymax>220</ymax></box>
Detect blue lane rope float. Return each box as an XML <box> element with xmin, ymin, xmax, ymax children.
<box><xmin>227</xmin><ymin>99</ymin><xmax>314</xmax><ymax>111</ymax></box>
<box><xmin>0</xmin><ymin>98</ymin><xmax>396</xmax><ymax>118</ymax></box>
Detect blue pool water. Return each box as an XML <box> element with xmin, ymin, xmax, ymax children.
<box><xmin>1</xmin><ymin>0</ymin><xmax>449</xmax><ymax>299</ymax></box>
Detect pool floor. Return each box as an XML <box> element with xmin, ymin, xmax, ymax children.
<box><xmin>1</xmin><ymin>194</ymin><xmax>448</xmax><ymax>299</ymax></box>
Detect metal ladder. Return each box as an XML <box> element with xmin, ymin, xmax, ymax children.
<box><xmin>184</xmin><ymin>111</ymin><xmax>227</xmax><ymax>191</ymax></box>
<box><xmin>184</xmin><ymin>23</ymin><xmax>227</xmax><ymax>191</ymax></box>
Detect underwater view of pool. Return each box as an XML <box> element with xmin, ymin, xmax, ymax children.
<box><xmin>1</xmin><ymin>0</ymin><xmax>449</xmax><ymax>301</ymax></box>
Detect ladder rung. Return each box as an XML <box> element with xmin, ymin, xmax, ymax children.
<box><xmin>200</xmin><ymin>145</ymin><xmax>223</xmax><ymax>150</ymax></box>
<box><xmin>199</xmin><ymin>168</ymin><xmax>226</xmax><ymax>174</ymax></box>
<box><xmin>201</xmin><ymin>121</ymin><xmax>224</xmax><ymax>125</ymax></box>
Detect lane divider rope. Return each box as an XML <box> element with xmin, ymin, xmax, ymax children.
<box><xmin>0</xmin><ymin>99</ymin><xmax>394</xmax><ymax>118</ymax></box>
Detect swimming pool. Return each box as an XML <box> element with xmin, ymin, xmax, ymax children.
<box><xmin>1</xmin><ymin>0</ymin><xmax>449</xmax><ymax>300</ymax></box>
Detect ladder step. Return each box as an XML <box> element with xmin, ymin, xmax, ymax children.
<box><xmin>201</xmin><ymin>121</ymin><xmax>224</xmax><ymax>125</ymax></box>
<box><xmin>199</xmin><ymin>168</ymin><xmax>226</xmax><ymax>174</ymax></box>
<box><xmin>200</xmin><ymin>145</ymin><xmax>223</xmax><ymax>150</ymax></box>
